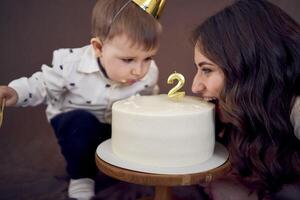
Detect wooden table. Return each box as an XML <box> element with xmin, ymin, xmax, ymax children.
<box><xmin>95</xmin><ymin>154</ymin><xmax>231</xmax><ymax>200</ymax></box>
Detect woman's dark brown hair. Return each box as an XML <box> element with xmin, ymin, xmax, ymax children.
<box><xmin>193</xmin><ymin>0</ymin><xmax>300</xmax><ymax>198</ymax></box>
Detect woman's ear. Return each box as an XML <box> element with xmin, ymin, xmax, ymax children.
<box><xmin>90</xmin><ymin>37</ymin><xmax>103</xmax><ymax>57</ymax></box>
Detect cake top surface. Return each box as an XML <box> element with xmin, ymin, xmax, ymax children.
<box><xmin>112</xmin><ymin>94</ymin><xmax>214</xmax><ymax>116</ymax></box>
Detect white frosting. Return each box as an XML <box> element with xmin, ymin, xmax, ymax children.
<box><xmin>111</xmin><ymin>94</ymin><xmax>215</xmax><ymax>167</ymax></box>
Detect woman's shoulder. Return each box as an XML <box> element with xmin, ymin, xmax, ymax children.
<box><xmin>291</xmin><ymin>96</ymin><xmax>300</xmax><ymax>140</ymax></box>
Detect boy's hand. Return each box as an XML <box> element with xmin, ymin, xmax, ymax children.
<box><xmin>0</xmin><ymin>86</ymin><xmax>18</xmax><ymax>106</ymax></box>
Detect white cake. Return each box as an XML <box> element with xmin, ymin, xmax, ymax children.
<box><xmin>111</xmin><ymin>94</ymin><xmax>215</xmax><ymax>168</ymax></box>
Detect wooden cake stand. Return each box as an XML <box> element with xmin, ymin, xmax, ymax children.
<box><xmin>95</xmin><ymin>140</ymin><xmax>231</xmax><ymax>200</ymax></box>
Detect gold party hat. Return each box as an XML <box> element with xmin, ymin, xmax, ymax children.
<box><xmin>132</xmin><ymin>0</ymin><xmax>166</xmax><ymax>19</ymax></box>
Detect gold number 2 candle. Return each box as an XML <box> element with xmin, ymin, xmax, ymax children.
<box><xmin>167</xmin><ymin>71</ymin><xmax>185</xmax><ymax>100</ymax></box>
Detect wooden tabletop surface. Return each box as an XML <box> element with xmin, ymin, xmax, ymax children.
<box><xmin>95</xmin><ymin>154</ymin><xmax>231</xmax><ymax>186</ymax></box>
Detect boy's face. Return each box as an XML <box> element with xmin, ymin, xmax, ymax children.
<box><xmin>92</xmin><ymin>34</ymin><xmax>158</xmax><ymax>84</ymax></box>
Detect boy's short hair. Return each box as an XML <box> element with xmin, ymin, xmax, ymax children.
<box><xmin>92</xmin><ymin>0</ymin><xmax>162</xmax><ymax>50</ymax></box>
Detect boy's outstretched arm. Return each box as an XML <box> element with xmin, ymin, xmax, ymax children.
<box><xmin>0</xmin><ymin>86</ymin><xmax>18</xmax><ymax>107</ymax></box>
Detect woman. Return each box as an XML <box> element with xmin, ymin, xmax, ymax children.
<box><xmin>191</xmin><ymin>0</ymin><xmax>300</xmax><ymax>199</ymax></box>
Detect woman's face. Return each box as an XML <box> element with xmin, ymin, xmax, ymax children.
<box><xmin>192</xmin><ymin>45</ymin><xmax>225</xmax><ymax>101</ymax></box>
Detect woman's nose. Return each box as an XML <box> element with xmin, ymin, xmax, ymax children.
<box><xmin>191</xmin><ymin>77</ymin><xmax>205</xmax><ymax>94</ymax></box>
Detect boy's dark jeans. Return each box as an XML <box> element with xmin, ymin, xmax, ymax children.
<box><xmin>50</xmin><ymin>109</ymin><xmax>111</xmax><ymax>179</ymax></box>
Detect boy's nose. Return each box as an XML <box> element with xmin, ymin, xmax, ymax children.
<box><xmin>131</xmin><ymin>65</ymin><xmax>143</xmax><ymax>76</ymax></box>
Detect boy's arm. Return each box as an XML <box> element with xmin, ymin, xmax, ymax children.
<box><xmin>8</xmin><ymin>50</ymin><xmax>68</xmax><ymax>107</ymax></box>
<box><xmin>8</xmin><ymin>65</ymin><xmax>66</xmax><ymax>107</ymax></box>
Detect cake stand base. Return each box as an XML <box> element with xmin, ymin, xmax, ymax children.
<box><xmin>95</xmin><ymin>155</ymin><xmax>231</xmax><ymax>200</ymax></box>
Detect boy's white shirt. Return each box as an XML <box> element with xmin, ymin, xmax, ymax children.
<box><xmin>8</xmin><ymin>45</ymin><xmax>159</xmax><ymax>124</ymax></box>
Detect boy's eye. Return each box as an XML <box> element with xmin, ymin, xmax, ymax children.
<box><xmin>122</xmin><ymin>58</ymin><xmax>134</xmax><ymax>63</ymax></box>
<box><xmin>144</xmin><ymin>57</ymin><xmax>153</xmax><ymax>62</ymax></box>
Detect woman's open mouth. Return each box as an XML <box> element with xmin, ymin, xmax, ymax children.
<box><xmin>200</xmin><ymin>96</ymin><xmax>217</xmax><ymax>103</ymax></box>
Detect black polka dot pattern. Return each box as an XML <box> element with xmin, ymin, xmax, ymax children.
<box><xmin>86</xmin><ymin>101</ymin><xmax>91</xmax><ymax>104</ymax></box>
<box><xmin>59</xmin><ymin>65</ymin><xmax>63</xmax><ymax>70</ymax></box>
<box><xmin>105</xmin><ymin>84</ymin><xmax>111</xmax><ymax>88</ymax></box>
<box><xmin>144</xmin><ymin>85</ymin><xmax>149</xmax><ymax>88</ymax></box>
<box><xmin>69</xmin><ymin>49</ymin><xmax>73</xmax><ymax>53</ymax></box>
<box><xmin>29</xmin><ymin>93</ymin><xmax>32</xmax><ymax>98</ymax></box>
<box><xmin>70</xmin><ymin>83</ymin><xmax>75</xmax><ymax>87</ymax></box>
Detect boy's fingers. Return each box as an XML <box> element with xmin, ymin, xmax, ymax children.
<box><xmin>0</xmin><ymin>97</ymin><xmax>5</xmax><ymax>106</ymax></box>
<box><xmin>1</xmin><ymin>98</ymin><xmax>4</xmax><ymax>107</ymax></box>
<box><xmin>0</xmin><ymin>87</ymin><xmax>17</xmax><ymax>106</ymax></box>
<box><xmin>0</xmin><ymin>95</ymin><xmax>15</xmax><ymax>107</ymax></box>
<box><xmin>0</xmin><ymin>95</ymin><xmax>9</xmax><ymax>105</ymax></box>
<box><xmin>3</xmin><ymin>96</ymin><xmax>17</xmax><ymax>107</ymax></box>
<box><xmin>0</xmin><ymin>98</ymin><xmax>4</xmax><ymax>128</ymax></box>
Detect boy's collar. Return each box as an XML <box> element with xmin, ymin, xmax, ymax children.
<box><xmin>77</xmin><ymin>45</ymin><xmax>117</xmax><ymax>84</ymax></box>
<box><xmin>77</xmin><ymin>45</ymin><xmax>100</xmax><ymax>74</ymax></box>
<box><xmin>97</xmin><ymin>58</ymin><xmax>109</xmax><ymax>79</ymax></box>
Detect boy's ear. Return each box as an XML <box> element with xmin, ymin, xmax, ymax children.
<box><xmin>90</xmin><ymin>37</ymin><xmax>103</xmax><ymax>57</ymax></box>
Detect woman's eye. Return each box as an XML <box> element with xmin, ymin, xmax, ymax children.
<box><xmin>122</xmin><ymin>58</ymin><xmax>133</xmax><ymax>63</ymax></box>
<box><xmin>202</xmin><ymin>67</ymin><xmax>212</xmax><ymax>74</ymax></box>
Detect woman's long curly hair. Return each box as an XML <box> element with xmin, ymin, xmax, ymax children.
<box><xmin>193</xmin><ymin>0</ymin><xmax>300</xmax><ymax>197</ymax></box>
